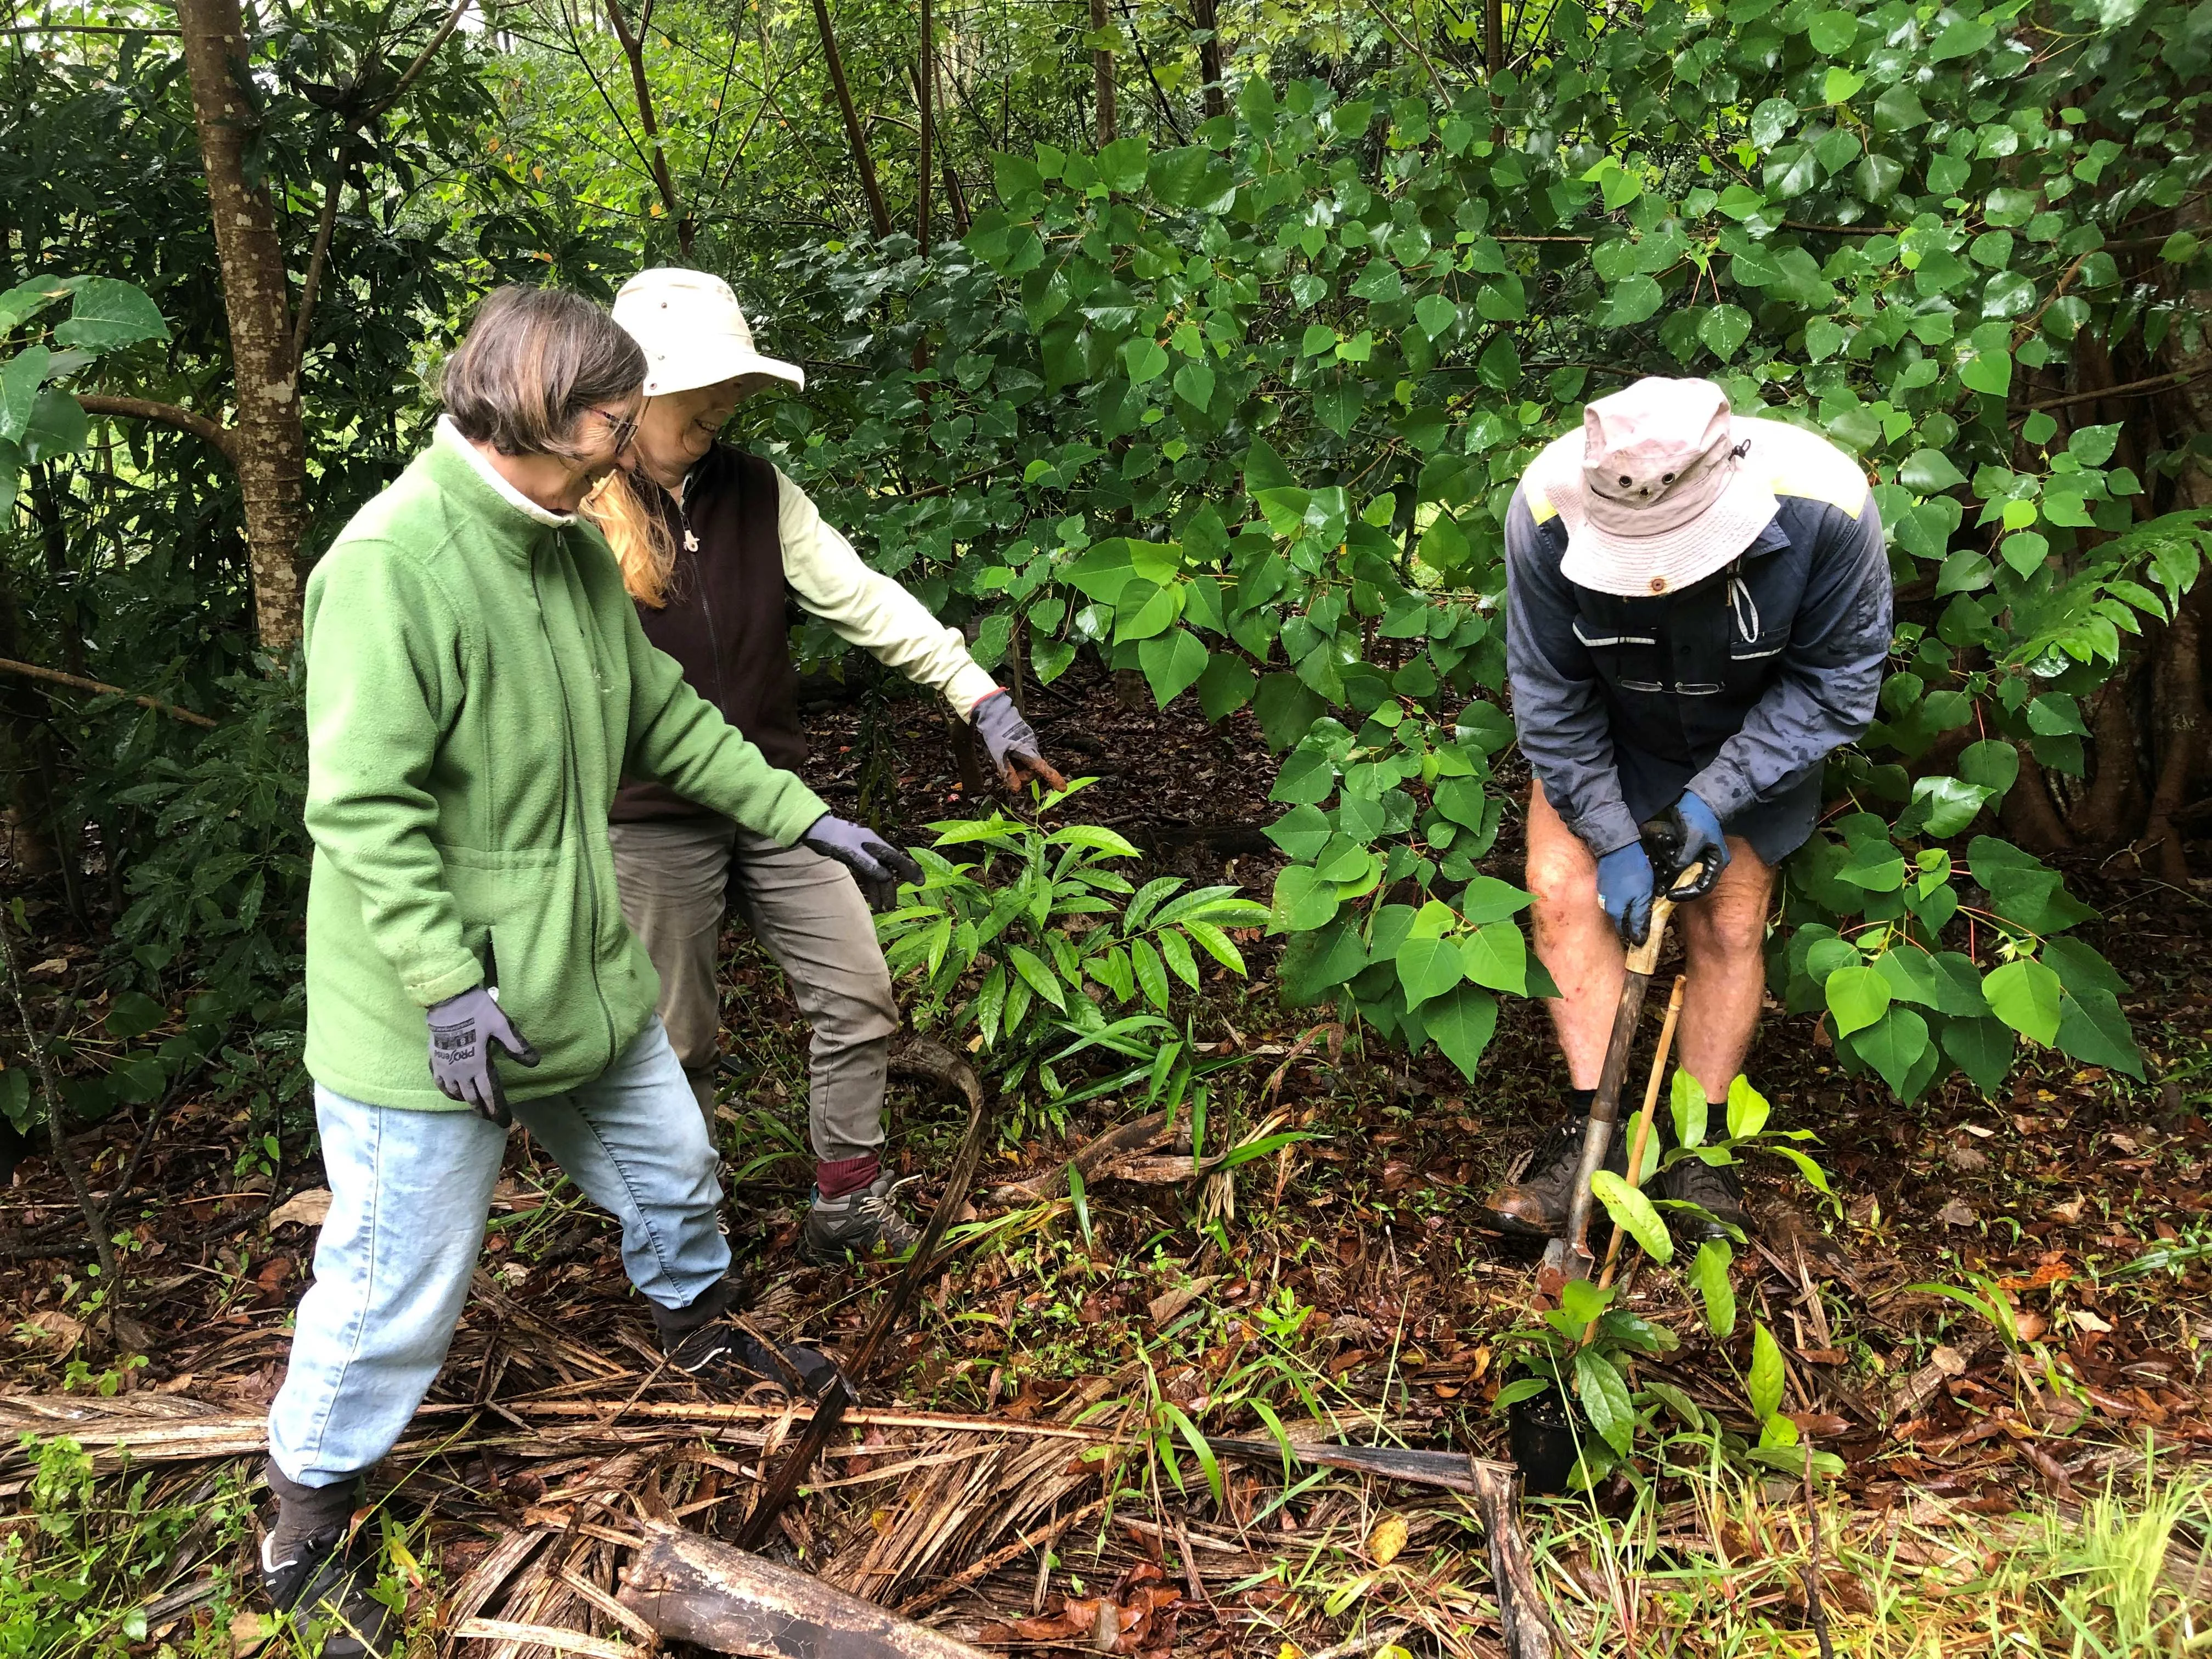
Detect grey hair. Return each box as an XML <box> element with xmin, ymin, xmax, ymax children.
<box><xmin>441</xmin><ymin>287</ymin><xmax>645</xmax><ymax>458</ymax></box>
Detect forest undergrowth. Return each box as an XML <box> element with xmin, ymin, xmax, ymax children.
<box><xmin>4</xmin><ymin>663</ymin><xmax>2210</xmax><ymax>1658</ymax></box>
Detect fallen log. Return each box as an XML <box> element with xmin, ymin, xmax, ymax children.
<box><xmin>618</xmin><ymin>1522</ymin><xmax>986</xmax><ymax>1658</ymax></box>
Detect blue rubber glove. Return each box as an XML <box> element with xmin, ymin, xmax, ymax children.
<box><xmin>426</xmin><ymin>985</ymin><xmax>540</xmax><ymax>1126</ymax></box>
<box><xmin>1596</xmin><ymin>840</ymin><xmax>1657</xmax><ymax>948</ymax></box>
<box><xmin>970</xmin><ymin>690</ymin><xmax>1066</xmax><ymax>792</ymax></box>
<box><xmin>802</xmin><ymin>814</ymin><xmax>926</xmax><ymax>911</ymax></box>
<box><xmin>1659</xmin><ymin>789</ymin><xmax>1730</xmax><ymax>900</ymax></box>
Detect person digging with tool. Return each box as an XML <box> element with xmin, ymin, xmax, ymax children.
<box><xmin>1480</xmin><ymin>376</ymin><xmax>1892</xmax><ymax>1243</ymax></box>
<box><xmin>582</xmin><ymin>268</ymin><xmax>1063</xmax><ymax>1267</ymax></box>
<box><xmin>261</xmin><ymin>289</ymin><xmax>901</xmax><ymax>1659</ymax></box>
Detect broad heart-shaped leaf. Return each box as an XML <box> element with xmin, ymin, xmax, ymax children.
<box><xmin>1172</xmin><ymin>360</ymin><xmax>1215</xmax><ymax>412</ymax></box>
<box><xmin>1899</xmin><ymin>449</ymin><xmax>1967</xmax><ymax>493</ymax></box>
<box><xmin>1413</xmin><ymin>293</ymin><xmax>1459</xmax><ymax>338</ymax></box>
<box><xmin>1573</xmin><ymin>1348</ymin><xmax>1637</xmax><ymax>1458</ymax></box>
<box><xmin>1943</xmin><ymin>1014</ymin><xmax>2016</xmax><ymax>1096</ymax></box>
<box><xmin>0</xmin><ymin>346</ymin><xmax>48</xmax><ymax>444</ymax></box>
<box><xmin>1960</xmin><ymin>343</ymin><xmax>2013</xmax><ymax>397</ymax></box>
<box><xmin>1269</xmin><ymin>864</ymin><xmax>1339</xmax><ymax>933</ymax></box>
<box><xmin>1958</xmin><ymin>738</ymin><xmax>2020</xmax><ymax>800</ymax></box>
<box><xmin>1984</xmin><ymin>958</ymin><xmax>2062</xmax><ymax>1046</ymax></box>
<box><xmin>2040</xmin><ymin>935</ymin><xmax>2128</xmax><ymax>1001</ymax></box>
<box><xmin>1850</xmin><ymin>1006</ymin><xmax>1931</xmax><ymax>1096</ymax></box>
<box><xmin>1670</xmin><ymin>1068</ymin><xmax>1708</xmax><ymax>1148</ymax></box>
<box><xmin>1395</xmin><ymin>932</ymin><xmax>1465</xmax><ymax>1009</ymax></box>
<box><xmin>1747</xmin><ymin>1323</ymin><xmax>1786</xmax><ymax>1422</ymax></box>
<box><xmin>1605</xmin><ymin>274</ymin><xmax>1664</xmax><ymax>328</ymax></box>
<box><xmin>1137</xmin><ymin>627</ymin><xmax>1209</xmax><ymax>707</ymax></box>
<box><xmin>1265</xmin><ymin>804</ymin><xmax>1333</xmax><ymax>860</ymax></box>
<box><xmin>1592</xmin><ymin>1171</ymin><xmax>1673</xmax><ymax>1263</ymax></box>
<box><xmin>1724</xmin><ymin>1075</ymin><xmax>1770</xmax><ymax>1139</ymax></box>
<box><xmin>1905</xmin><ymin>774</ymin><xmax>1994</xmax><ymax>838</ymax></box>
<box><xmin>51</xmin><ymin>276</ymin><xmax>168</xmax><ymax>352</ymax></box>
<box><xmin>2056</xmin><ymin>986</ymin><xmax>2143</xmax><ymax>1077</ymax></box>
<box><xmin>1459</xmin><ymin>921</ymin><xmax>1527</xmax><ymax>994</ymax></box>
<box><xmin>1690</xmin><ymin>1240</ymin><xmax>1736</xmax><ymax>1338</ymax></box>
<box><xmin>1824</xmin><ymin>964</ymin><xmax>1891</xmax><ymax>1037</ymax></box>
<box><xmin>22</xmin><ymin>386</ymin><xmax>87</xmax><ymax>464</ymax></box>
<box><xmin>1699</xmin><ymin>303</ymin><xmax>1752</xmax><ymax>362</ymax></box>
<box><xmin>1425</xmin><ymin>983</ymin><xmax>1498</xmax><ymax>1082</ymax></box>
<box><xmin>1456</xmin><ymin>875</ymin><xmax>1532</xmax><ymax>924</ymax></box>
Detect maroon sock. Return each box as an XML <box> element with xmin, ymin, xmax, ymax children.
<box><xmin>815</xmin><ymin>1153</ymin><xmax>881</xmax><ymax>1201</ymax></box>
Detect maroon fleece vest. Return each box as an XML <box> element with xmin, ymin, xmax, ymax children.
<box><xmin>610</xmin><ymin>445</ymin><xmax>806</xmax><ymax>822</ymax></box>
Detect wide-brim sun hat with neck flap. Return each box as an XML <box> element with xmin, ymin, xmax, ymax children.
<box><xmin>1545</xmin><ymin>376</ymin><xmax>1780</xmax><ymax>598</ymax></box>
<box><xmin>611</xmin><ymin>268</ymin><xmax>805</xmax><ymax>401</ymax></box>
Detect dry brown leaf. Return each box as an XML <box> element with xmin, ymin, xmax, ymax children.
<box><xmin>229</xmin><ymin>1612</ymin><xmax>267</xmax><ymax>1658</ymax></box>
<box><xmin>2070</xmin><ymin>1307</ymin><xmax>2114</xmax><ymax>1334</ymax></box>
<box><xmin>22</xmin><ymin>1308</ymin><xmax>84</xmax><ymax>1352</ymax></box>
<box><xmin>1936</xmin><ymin>1199</ymin><xmax>1977</xmax><ymax>1227</ymax></box>
<box><xmin>269</xmin><ymin>1188</ymin><xmax>332</xmax><ymax>1228</ymax></box>
<box><xmin>2049</xmin><ymin>1195</ymin><xmax>2087</xmax><ymax>1224</ymax></box>
<box><xmin>1368</xmin><ymin>1514</ymin><xmax>1408</xmax><ymax>1567</ymax></box>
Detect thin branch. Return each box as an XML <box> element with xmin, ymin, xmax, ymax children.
<box><xmin>1361</xmin><ymin>0</ymin><xmax>1449</xmax><ymax>103</ymax></box>
<box><xmin>603</xmin><ymin>0</ymin><xmax>691</xmax><ymax>255</ymax></box>
<box><xmin>803</xmin><ymin>0</ymin><xmax>882</xmax><ymax>227</ymax></box>
<box><xmin>2021</xmin><ymin>365</ymin><xmax>2212</xmax><ymax>415</ymax></box>
<box><xmin>290</xmin><ymin>172</ymin><xmax>346</xmax><ymax>370</ymax></box>
<box><xmin>0</xmin><ymin>657</ymin><xmax>217</xmax><ymax>727</ymax></box>
<box><xmin>0</xmin><ymin>21</ymin><xmax>179</xmax><ymax>32</ymax></box>
<box><xmin>0</xmin><ymin>929</ymin><xmax>116</xmax><ymax>1281</ymax></box>
<box><xmin>1112</xmin><ymin>0</ymin><xmax>1189</xmax><ymax>143</ymax></box>
<box><xmin>376</xmin><ymin>0</ymin><xmax>470</xmax><ymax>110</ymax></box>
<box><xmin>72</xmin><ymin>394</ymin><xmax>236</xmax><ymax>462</ymax></box>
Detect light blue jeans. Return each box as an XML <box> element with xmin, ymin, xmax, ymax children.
<box><xmin>268</xmin><ymin>1019</ymin><xmax>728</xmax><ymax>1486</ymax></box>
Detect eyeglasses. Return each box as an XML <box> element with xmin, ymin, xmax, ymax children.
<box><xmin>586</xmin><ymin>405</ymin><xmax>640</xmax><ymax>453</ymax></box>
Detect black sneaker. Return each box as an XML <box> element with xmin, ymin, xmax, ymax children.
<box><xmin>259</xmin><ymin>1525</ymin><xmax>392</xmax><ymax>1659</ymax></box>
<box><xmin>664</xmin><ymin>1314</ymin><xmax>845</xmax><ymax>1400</ymax></box>
<box><xmin>799</xmin><ymin>1172</ymin><xmax>922</xmax><ymax>1266</ymax></box>
<box><xmin>1657</xmin><ymin>1153</ymin><xmax>1750</xmax><ymax>1242</ymax></box>
<box><xmin>1478</xmin><ymin>1117</ymin><xmax>1630</xmax><ymax>1239</ymax></box>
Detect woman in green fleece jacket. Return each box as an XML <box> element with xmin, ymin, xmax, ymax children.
<box><xmin>257</xmin><ymin>288</ymin><xmax>920</xmax><ymax>1659</ymax></box>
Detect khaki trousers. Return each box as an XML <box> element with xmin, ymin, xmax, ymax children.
<box><xmin>607</xmin><ymin>817</ymin><xmax>900</xmax><ymax>1161</ymax></box>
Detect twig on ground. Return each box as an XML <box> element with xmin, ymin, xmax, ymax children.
<box><xmin>1801</xmin><ymin>1441</ymin><xmax>1835</xmax><ymax>1659</ymax></box>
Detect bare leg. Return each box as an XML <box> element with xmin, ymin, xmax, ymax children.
<box><xmin>1525</xmin><ymin>781</ymin><xmax>1624</xmax><ymax>1090</ymax></box>
<box><xmin>1672</xmin><ymin>837</ymin><xmax>1775</xmax><ymax>1102</ymax></box>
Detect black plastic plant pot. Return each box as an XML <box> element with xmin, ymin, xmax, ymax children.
<box><xmin>1508</xmin><ymin>1386</ymin><xmax>1579</xmax><ymax>1496</ymax></box>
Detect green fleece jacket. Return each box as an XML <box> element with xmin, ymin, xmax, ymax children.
<box><xmin>303</xmin><ymin>421</ymin><xmax>829</xmax><ymax>1109</ymax></box>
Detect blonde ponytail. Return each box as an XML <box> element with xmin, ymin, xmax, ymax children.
<box><xmin>583</xmin><ymin>466</ymin><xmax>679</xmax><ymax>608</ymax></box>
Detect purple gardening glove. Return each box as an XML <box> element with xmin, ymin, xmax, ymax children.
<box><xmin>970</xmin><ymin>690</ymin><xmax>1066</xmax><ymax>792</ymax></box>
<box><xmin>426</xmin><ymin>985</ymin><xmax>540</xmax><ymax>1127</ymax></box>
<box><xmin>802</xmin><ymin>814</ymin><xmax>926</xmax><ymax>911</ymax></box>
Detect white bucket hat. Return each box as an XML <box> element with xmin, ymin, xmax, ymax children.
<box><xmin>612</xmin><ymin>268</ymin><xmax>805</xmax><ymax>400</ymax></box>
<box><xmin>1548</xmin><ymin>377</ymin><xmax>1779</xmax><ymax>597</ymax></box>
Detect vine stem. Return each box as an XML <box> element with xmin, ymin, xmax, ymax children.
<box><xmin>0</xmin><ymin>913</ymin><xmax>117</xmax><ymax>1280</ymax></box>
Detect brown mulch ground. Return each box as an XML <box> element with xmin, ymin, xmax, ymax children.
<box><xmin>4</xmin><ymin>659</ymin><xmax>2210</xmax><ymax>1653</ymax></box>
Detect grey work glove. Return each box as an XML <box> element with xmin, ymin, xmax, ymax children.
<box><xmin>970</xmin><ymin>690</ymin><xmax>1066</xmax><ymax>792</ymax></box>
<box><xmin>802</xmin><ymin>813</ymin><xmax>926</xmax><ymax>911</ymax></box>
<box><xmin>426</xmin><ymin>985</ymin><xmax>540</xmax><ymax>1126</ymax></box>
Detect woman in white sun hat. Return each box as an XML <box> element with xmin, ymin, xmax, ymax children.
<box><xmin>1481</xmin><ymin>375</ymin><xmax>1891</xmax><ymax>1246</ymax></box>
<box><xmin>585</xmin><ymin>267</ymin><xmax>1062</xmax><ymax>1267</ymax></box>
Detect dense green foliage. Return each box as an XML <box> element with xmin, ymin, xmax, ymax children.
<box><xmin>4</xmin><ymin>0</ymin><xmax>2210</xmax><ymax>1122</ymax></box>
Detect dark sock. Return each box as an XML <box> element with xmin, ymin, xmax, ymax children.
<box><xmin>814</xmin><ymin>1153</ymin><xmax>880</xmax><ymax>1202</ymax></box>
<box><xmin>650</xmin><ymin>1275</ymin><xmax>743</xmax><ymax>1347</ymax></box>
<box><xmin>1565</xmin><ymin>1086</ymin><xmax>1596</xmax><ymax>1115</ymax></box>
<box><xmin>264</xmin><ymin>1459</ymin><xmax>358</xmax><ymax>1559</ymax></box>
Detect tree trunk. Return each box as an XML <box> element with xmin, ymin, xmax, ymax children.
<box><xmin>2140</xmin><ymin>588</ymin><xmax>2203</xmax><ymax>883</ymax></box>
<box><xmin>2000</xmin><ymin>742</ymin><xmax>2076</xmax><ymax>853</ymax></box>
<box><xmin>917</xmin><ymin>0</ymin><xmax>934</xmax><ymax>251</ymax></box>
<box><xmin>811</xmin><ymin>0</ymin><xmax>891</xmax><ymax>239</ymax></box>
<box><xmin>1193</xmin><ymin>0</ymin><xmax>1224</xmax><ymax>120</ymax></box>
<box><xmin>177</xmin><ymin>0</ymin><xmax>308</xmax><ymax>652</ymax></box>
<box><xmin>1487</xmin><ymin>0</ymin><xmax>1505</xmax><ymax>71</ymax></box>
<box><xmin>1089</xmin><ymin>0</ymin><xmax>1115</xmax><ymax>144</ymax></box>
<box><xmin>2071</xmin><ymin>672</ymin><xmax>2143</xmax><ymax>845</ymax></box>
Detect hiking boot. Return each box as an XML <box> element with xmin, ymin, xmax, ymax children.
<box><xmin>1478</xmin><ymin>1116</ymin><xmax>1630</xmax><ymax>1239</ymax></box>
<box><xmin>260</xmin><ymin>1524</ymin><xmax>393</xmax><ymax>1659</ymax></box>
<box><xmin>663</xmin><ymin>1312</ymin><xmax>845</xmax><ymax>1399</ymax></box>
<box><xmin>799</xmin><ymin>1171</ymin><xmax>921</xmax><ymax>1266</ymax></box>
<box><xmin>1657</xmin><ymin>1153</ymin><xmax>1750</xmax><ymax>1242</ymax></box>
